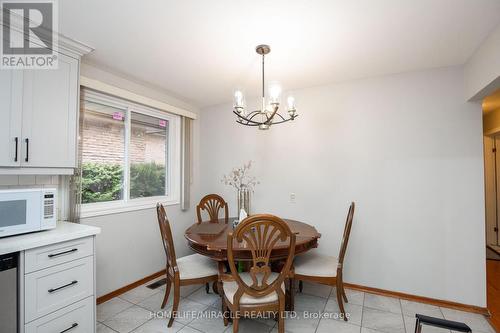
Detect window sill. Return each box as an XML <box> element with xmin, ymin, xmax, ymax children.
<box><xmin>80</xmin><ymin>197</ymin><xmax>180</xmax><ymax>219</ymax></box>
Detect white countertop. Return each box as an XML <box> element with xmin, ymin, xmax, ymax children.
<box><xmin>0</xmin><ymin>221</ymin><xmax>101</xmax><ymax>255</ymax></box>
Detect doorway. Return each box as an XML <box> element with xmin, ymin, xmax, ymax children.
<box><xmin>483</xmin><ymin>88</ymin><xmax>500</xmax><ymax>332</ymax></box>
<box><xmin>484</xmin><ymin>135</ymin><xmax>500</xmax><ymax>258</ymax></box>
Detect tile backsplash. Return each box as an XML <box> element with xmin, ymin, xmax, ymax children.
<box><xmin>0</xmin><ymin>175</ymin><xmax>60</xmax><ymax>188</ymax></box>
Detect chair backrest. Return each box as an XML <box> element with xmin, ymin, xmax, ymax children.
<box><xmin>227</xmin><ymin>214</ymin><xmax>296</xmax><ymax>304</ymax></box>
<box><xmin>338</xmin><ymin>202</ymin><xmax>355</xmax><ymax>267</ymax></box>
<box><xmin>196</xmin><ymin>194</ymin><xmax>229</xmax><ymax>224</ymax></box>
<box><xmin>156</xmin><ymin>203</ymin><xmax>178</xmax><ymax>272</ymax></box>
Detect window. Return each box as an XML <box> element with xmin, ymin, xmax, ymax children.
<box><xmin>129</xmin><ymin>112</ymin><xmax>168</xmax><ymax>199</ymax></box>
<box><xmin>81</xmin><ymin>101</ymin><xmax>126</xmax><ymax>204</ymax></box>
<box><xmin>80</xmin><ymin>89</ymin><xmax>180</xmax><ymax>217</ymax></box>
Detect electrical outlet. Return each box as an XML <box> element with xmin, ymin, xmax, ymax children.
<box><xmin>290</xmin><ymin>193</ymin><xmax>296</xmax><ymax>203</ymax></box>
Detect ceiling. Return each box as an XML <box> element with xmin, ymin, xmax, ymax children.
<box><xmin>59</xmin><ymin>0</ymin><xmax>500</xmax><ymax>108</ymax></box>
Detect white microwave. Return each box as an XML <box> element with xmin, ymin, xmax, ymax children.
<box><xmin>0</xmin><ymin>188</ymin><xmax>57</xmax><ymax>238</ymax></box>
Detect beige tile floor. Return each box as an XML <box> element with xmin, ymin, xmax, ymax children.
<box><xmin>96</xmin><ymin>279</ymin><xmax>496</xmax><ymax>333</ymax></box>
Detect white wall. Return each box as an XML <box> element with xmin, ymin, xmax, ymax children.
<box><xmin>465</xmin><ymin>22</ymin><xmax>500</xmax><ymax>101</ymax></box>
<box><xmin>80</xmin><ymin>63</ymin><xmax>201</xmax><ymax>297</ymax></box>
<box><xmin>199</xmin><ymin>67</ymin><xmax>486</xmax><ymax>307</ymax></box>
<box><xmin>82</xmin><ymin>206</ymin><xmax>197</xmax><ymax>297</ymax></box>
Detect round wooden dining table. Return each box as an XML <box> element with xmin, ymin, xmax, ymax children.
<box><xmin>184</xmin><ymin>217</ymin><xmax>321</xmax><ymax>307</ymax></box>
<box><xmin>184</xmin><ymin>217</ymin><xmax>321</xmax><ymax>262</ymax></box>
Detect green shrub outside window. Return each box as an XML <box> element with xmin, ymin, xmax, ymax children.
<box><xmin>82</xmin><ymin>162</ymin><xmax>166</xmax><ymax>204</ymax></box>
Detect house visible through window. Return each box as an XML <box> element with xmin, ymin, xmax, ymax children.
<box><xmin>80</xmin><ymin>89</ymin><xmax>180</xmax><ymax>214</ymax></box>
<box><xmin>130</xmin><ymin>112</ymin><xmax>168</xmax><ymax>199</ymax></box>
<box><xmin>81</xmin><ymin>101</ymin><xmax>126</xmax><ymax>203</ymax></box>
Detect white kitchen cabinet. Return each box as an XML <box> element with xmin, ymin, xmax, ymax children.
<box><xmin>0</xmin><ymin>222</ymin><xmax>100</xmax><ymax>333</ymax></box>
<box><xmin>21</xmin><ymin>53</ymin><xmax>79</xmax><ymax>168</ymax></box>
<box><xmin>22</xmin><ymin>234</ymin><xmax>97</xmax><ymax>332</ymax></box>
<box><xmin>24</xmin><ymin>236</ymin><xmax>94</xmax><ymax>273</ymax></box>
<box><xmin>22</xmin><ymin>235</ymin><xmax>97</xmax><ymax>332</ymax></box>
<box><xmin>0</xmin><ymin>70</ymin><xmax>23</xmax><ymax>167</ymax></box>
<box><xmin>25</xmin><ymin>296</ymin><xmax>94</xmax><ymax>333</ymax></box>
<box><xmin>25</xmin><ymin>256</ymin><xmax>94</xmax><ymax>322</ymax></box>
<box><xmin>0</xmin><ymin>36</ymin><xmax>92</xmax><ymax>174</ymax></box>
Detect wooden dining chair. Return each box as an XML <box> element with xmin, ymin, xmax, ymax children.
<box><xmin>221</xmin><ymin>214</ymin><xmax>296</xmax><ymax>333</ymax></box>
<box><xmin>156</xmin><ymin>203</ymin><xmax>219</xmax><ymax>327</ymax></box>
<box><xmin>196</xmin><ymin>194</ymin><xmax>229</xmax><ymax>224</ymax></box>
<box><xmin>293</xmin><ymin>202</ymin><xmax>355</xmax><ymax>321</ymax></box>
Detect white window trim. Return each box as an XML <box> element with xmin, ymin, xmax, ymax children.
<box><xmin>80</xmin><ymin>89</ymin><xmax>181</xmax><ymax>218</ymax></box>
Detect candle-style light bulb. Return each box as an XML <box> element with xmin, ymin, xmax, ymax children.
<box><xmin>287</xmin><ymin>94</ymin><xmax>297</xmax><ymax>118</ymax></box>
<box><xmin>233</xmin><ymin>89</ymin><xmax>246</xmax><ymax>113</ymax></box>
<box><xmin>268</xmin><ymin>82</ymin><xmax>282</xmax><ymax>105</ymax></box>
<box><xmin>287</xmin><ymin>95</ymin><xmax>296</xmax><ymax>111</ymax></box>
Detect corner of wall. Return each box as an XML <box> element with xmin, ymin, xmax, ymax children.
<box><xmin>464</xmin><ymin>23</ymin><xmax>500</xmax><ymax>101</ymax></box>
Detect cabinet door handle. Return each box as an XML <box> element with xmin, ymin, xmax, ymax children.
<box><xmin>48</xmin><ymin>248</ymin><xmax>78</xmax><ymax>258</ymax></box>
<box><xmin>59</xmin><ymin>323</ymin><xmax>78</xmax><ymax>333</ymax></box>
<box><xmin>24</xmin><ymin>138</ymin><xmax>29</xmax><ymax>162</ymax></box>
<box><xmin>14</xmin><ymin>137</ymin><xmax>18</xmax><ymax>162</ymax></box>
<box><xmin>48</xmin><ymin>280</ymin><xmax>78</xmax><ymax>293</ymax></box>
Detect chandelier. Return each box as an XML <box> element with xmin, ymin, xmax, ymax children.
<box><xmin>233</xmin><ymin>44</ymin><xmax>298</xmax><ymax>130</ymax></box>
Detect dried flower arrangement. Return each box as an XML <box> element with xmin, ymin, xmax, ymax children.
<box><xmin>221</xmin><ymin>160</ymin><xmax>259</xmax><ymax>192</ymax></box>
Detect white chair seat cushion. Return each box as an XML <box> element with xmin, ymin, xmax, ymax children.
<box><xmin>177</xmin><ymin>254</ymin><xmax>218</xmax><ymax>280</ymax></box>
<box><xmin>294</xmin><ymin>251</ymin><xmax>338</xmax><ymax>277</ymax></box>
<box><xmin>223</xmin><ymin>272</ymin><xmax>285</xmax><ymax>305</ymax></box>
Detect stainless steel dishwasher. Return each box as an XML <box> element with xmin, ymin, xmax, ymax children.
<box><xmin>0</xmin><ymin>252</ymin><xmax>18</xmax><ymax>333</ymax></box>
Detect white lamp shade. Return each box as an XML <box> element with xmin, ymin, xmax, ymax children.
<box><xmin>233</xmin><ymin>89</ymin><xmax>246</xmax><ymax>108</ymax></box>
<box><xmin>287</xmin><ymin>95</ymin><xmax>296</xmax><ymax>110</ymax></box>
<box><xmin>268</xmin><ymin>82</ymin><xmax>282</xmax><ymax>104</ymax></box>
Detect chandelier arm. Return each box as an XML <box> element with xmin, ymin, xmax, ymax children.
<box><xmin>268</xmin><ymin>114</ymin><xmax>299</xmax><ymax>125</ymax></box>
<box><xmin>236</xmin><ymin>120</ymin><xmax>262</xmax><ymax>126</ymax></box>
<box><xmin>233</xmin><ymin>109</ymin><xmax>261</xmax><ymax>118</ymax></box>
<box><xmin>248</xmin><ymin>112</ymin><xmax>266</xmax><ymax>122</ymax></box>
<box><xmin>246</xmin><ymin>110</ymin><xmax>261</xmax><ymax>118</ymax></box>
<box><xmin>233</xmin><ymin>110</ymin><xmax>266</xmax><ymax>125</ymax></box>
<box><xmin>274</xmin><ymin>112</ymin><xmax>287</xmax><ymax>121</ymax></box>
<box><xmin>237</xmin><ymin>115</ymin><xmax>299</xmax><ymax>127</ymax></box>
<box><xmin>264</xmin><ymin>104</ymin><xmax>280</xmax><ymax>124</ymax></box>
<box><xmin>234</xmin><ymin>108</ymin><xmax>296</xmax><ymax>125</ymax></box>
